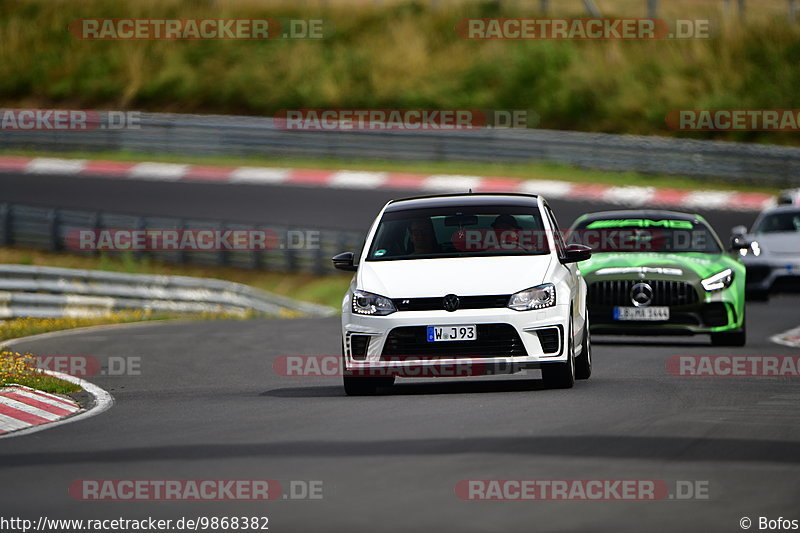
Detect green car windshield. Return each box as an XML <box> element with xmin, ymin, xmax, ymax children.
<box><xmin>569</xmin><ymin>217</ymin><xmax>723</xmax><ymax>254</ymax></box>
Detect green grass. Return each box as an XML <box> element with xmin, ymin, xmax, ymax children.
<box><xmin>1</xmin><ymin>349</ymin><xmax>82</xmax><ymax>394</ymax></box>
<box><xmin>0</xmin><ymin>148</ymin><xmax>782</xmax><ymax>194</ymax></box>
<box><xmin>1</xmin><ymin>0</ymin><xmax>800</xmax><ymax>145</ymax></box>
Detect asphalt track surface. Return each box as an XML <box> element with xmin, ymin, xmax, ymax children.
<box><xmin>0</xmin><ymin>172</ymin><xmax>758</xmax><ymax>233</ymax></box>
<box><xmin>1</xmin><ymin>295</ymin><xmax>799</xmax><ymax>532</ymax></box>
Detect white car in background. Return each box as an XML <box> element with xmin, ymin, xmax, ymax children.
<box><xmin>733</xmin><ymin>204</ymin><xmax>800</xmax><ymax>300</ymax></box>
<box><xmin>777</xmin><ymin>188</ymin><xmax>800</xmax><ymax>206</ymax></box>
<box><xmin>332</xmin><ymin>193</ymin><xmax>592</xmax><ymax>395</ymax></box>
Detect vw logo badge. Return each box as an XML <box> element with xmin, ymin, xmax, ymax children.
<box><xmin>630</xmin><ymin>282</ymin><xmax>653</xmax><ymax>307</ymax></box>
<box><xmin>443</xmin><ymin>294</ymin><xmax>460</xmax><ymax>312</ymax></box>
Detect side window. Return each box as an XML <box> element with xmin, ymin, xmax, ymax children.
<box><xmin>544</xmin><ymin>205</ymin><xmax>566</xmax><ymax>256</ymax></box>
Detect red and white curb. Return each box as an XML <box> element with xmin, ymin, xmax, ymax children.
<box><xmin>772</xmin><ymin>325</ymin><xmax>800</xmax><ymax>349</ymax></box>
<box><xmin>0</xmin><ymin>156</ymin><xmax>775</xmax><ymax>212</ymax></box>
<box><xmin>0</xmin><ymin>384</ymin><xmax>80</xmax><ymax>435</ymax></box>
<box><xmin>0</xmin><ymin>369</ymin><xmax>112</xmax><ymax>439</ymax></box>
<box><xmin>0</xmin><ymin>328</ymin><xmax>116</xmax><ymax>439</ymax></box>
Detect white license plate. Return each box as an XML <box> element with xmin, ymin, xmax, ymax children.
<box><xmin>427</xmin><ymin>325</ymin><xmax>477</xmax><ymax>342</ymax></box>
<box><xmin>613</xmin><ymin>307</ymin><xmax>670</xmax><ymax>321</ymax></box>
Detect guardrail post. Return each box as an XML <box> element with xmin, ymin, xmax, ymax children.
<box><xmin>313</xmin><ymin>230</ymin><xmax>325</xmax><ymax>275</ymax></box>
<box><xmin>284</xmin><ymin>227</ymin><xmax>297</xmax><ymax>271</ymax></box>
<box><xmin>0</xmin><ymin>204</ymin><xmax>12</xmax><ymax>246</ymax></box>
<box><xmin>217</xmin><ymin>221</ymin><xmax>227</xmax><ymax>267</ymax></box>
<box><xmin>647</xmin><ymin>0</ymin><xmax>658</xmax><ymax>18</ymax></box>
<box><xmin>134</xmin><ymin>216</ymin><xmax>146</xmax><ymax>262</ymax></box>
<box><xmin>48</xmin><ymin>208</ymin><xmax>61</xmax><ymax>252</ymax></box>
<box><xmin>178</xmin><ymin>218</ymin><xmax>187</xmax><ymax>265</ymax></box>
<box><xmin>582</xmin><ymin>0</ymin><xmax>602</xmax><ymax>17</ymax></box>
<box><xmin>539</xmin><ymin>0</ymin><xmax>549</xmax><ymax>14</ymax></box>
<box><xmin>253</xmin><ymin>226</ymin><xmax>264</xmax><ymax>270</ymax></box>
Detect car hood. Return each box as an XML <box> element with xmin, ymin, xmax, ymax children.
<box><xmin>580</xmin><ymin>252</ymin><xmax>737</xmax><ymax>281</ymax></box>
<box><xmin>357</xmin><ymin>255</ymin><xmax>553</xmax><ymax>298</ymax></box>
<box><xmin>752</xmin><ymin>232</ymin><xmax>800</xmax><ymax>256</ymax></box>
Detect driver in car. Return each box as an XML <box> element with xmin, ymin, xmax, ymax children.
<box><xmin>409</xmin><ymin>218</ymin><xmax>439</xmax><ymax>255</ymax></box>
<box><xmin>491</xmin><ymin>214</ymin><xmax>523</xmax><ymax>250</ymax></box>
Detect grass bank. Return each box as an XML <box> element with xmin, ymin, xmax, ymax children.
<box><xmin>1</xmin><ymin>0</ymin><xmax>799</xmax><ymax>144</ymax></box>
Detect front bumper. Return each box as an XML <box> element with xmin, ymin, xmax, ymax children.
<box><xmin>744</xmin><ymin>258</ymin><xmax>800</xmax><ymax>293</ymax></box>
<box><xmin>342</xmin><ymin>304</ymin><xmax>572</xmax><ymax>374</ymax></box>
<box><xmin>589</xmin><ymin>300</ymin><xmax>741</xmax><ymax>335</ymax></box>
<box><xmin>586</xmin><ymin>278</ymin><xmax>743</xmax><ymax>335</ymax></box>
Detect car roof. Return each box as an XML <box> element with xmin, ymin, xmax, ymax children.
<box><xmin>573</xmin><ymin>209</ymin><xmax>703</xmax><ymax>225</ymax></box>
<box><xmin>384</xmin><ymin>193</ymin><xmax>540</xmax><ymax>212</ymax></box>
<box><xmin>758</xmin><ymin>204</ymin><xmax>800</xmax><ymax>215</ymax></box>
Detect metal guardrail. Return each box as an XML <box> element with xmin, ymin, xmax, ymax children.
<box><xmin>0</xmin><ymin>203</ymin><xmax>363</xmax><ymax>275</ymax></box>
<box><xmin>2</xmin><ymin>112</ymin><xmax>800</xmax><ymax>186</ymax></box>
<box><xmin>0</xmin><ymin>264</ymin><xmax>335</xmax><ymax>319</ymax></box>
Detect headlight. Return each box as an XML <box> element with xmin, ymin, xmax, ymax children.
<box><xmin>508</xmin><ymin>283</ymin><xmax>556</xmax><ymax>311</ymax></box>
<box><xmin>739</xmin><ymin>241</ymin><xmax>761</xmax><ymax>257</ymax></box>
<box><xmin>701</xmin><ymin>268</ymin><xmax>735</xmax><ymax>292</ymax></box>
<box><xmin>352</xmin><ymin>290</ymin><xmax>396</xmax><ymax>316</ymax></box>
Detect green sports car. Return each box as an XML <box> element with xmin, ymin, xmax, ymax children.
<box><xmin>568</xmin><ymin>210</ymin><xmax>747</xmax><ymax>346</ymax></box>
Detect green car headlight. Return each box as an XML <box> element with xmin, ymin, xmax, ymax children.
<box><xmin>701</xmin><ymin>268</ymin><xmax>735</xmax><ymax>292</ymax></box>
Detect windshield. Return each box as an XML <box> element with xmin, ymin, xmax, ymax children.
<box><xmin>754</xmin><ymin>211</ymin><xmax>800</xmax><ymax>234</ymax></box>
<box><xmin>569</xmin><ymin>217</ymin><xmax>722</xmax><ymax>254</ymax></box>
<box><xmin>366</xmin><ymin>205</ymin><xmax>550</xmax><ymax>261</ymax></box>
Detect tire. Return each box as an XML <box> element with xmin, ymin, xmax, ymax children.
<box><xmin>711</xmin><ymin>327</ymin><xmax>746</xmax><ymax>347</ymax></box>
<box><xmin>711</xmin><ymin>311</ymin><xmax>747</xmax><ymax>347</ymax></box>
<box><xmin>341</xmin><ymin>337</ymin><xmax>394</xmax><ymax>396</ymax></box>
<box><xmin>575</xmin><ymin>318</ymin><xmax>592</xmax><ymax>380</ymax></box>
<box><xmin>541</xmin><ymin>318</ymin><xmax>576</xmax><ymax>389</ymax></box>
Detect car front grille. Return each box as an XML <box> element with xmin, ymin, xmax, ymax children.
<box><xmin>392</xmin><ymin>295</ymin><xmax>510</xmax><ymax>312</ymax></box>
<box><xmin>381</xmin><ymin>324</ymin><xmax>526</xmax><ymax>359</ymax></box>
<box><xmin>588</xmin><ymin>279</ymin><xmax>699</xmax><ymax>307</ymax></box>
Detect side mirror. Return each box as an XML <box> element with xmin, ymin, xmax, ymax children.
<box><xmin>561</xmin><ymin>244</ymin><xmax>592</xmax><ymax>264</ymax></box>
<box><xmin>332</xmin><ymin>252</ymin><xmax>358</xmax><ymax>272</ymax></box>
<box><xmin>730</xmin><ymin>226</ymin><xmax>750</xmax><ymax>250</ymax></box>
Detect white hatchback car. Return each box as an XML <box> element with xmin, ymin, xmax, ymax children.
<box><xmin>332</xmin><ymin>193</ymin><xmax>593</xmax><ymax>395</ymax></box>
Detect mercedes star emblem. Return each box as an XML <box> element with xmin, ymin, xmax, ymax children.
<box><xmin>630</xmin><ymin>282</ymin><xmax>653</xmax><ymax>307</ymax></box>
